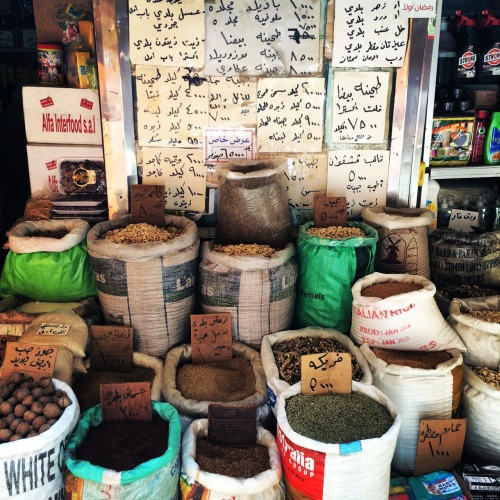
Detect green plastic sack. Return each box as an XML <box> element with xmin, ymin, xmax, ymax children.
<box><xmin>65</xmin><ymin>401</ymin><xmax>181</xmax><ymax>500</ymax></box>
<box><xmin>294</xmin><ymin>221</ymin><xmax>378</xmax><ymax>333</ymax></box>
<box><xmin>0</xmin><ymin>219</ymin><xmax>96</xmax><ymax>301</ymax></box>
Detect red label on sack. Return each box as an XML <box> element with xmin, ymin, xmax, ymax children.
<box><xmin>46</xmin><ymin>160</ymin><xmax>57</xmax><ymax>170</ymax></box>
<box><xmin>40</xmin><ymin>97</ymin><xmax>54</xmax><ymax>108</ymax></box>
<box><xmin>484</xmin><ymin>48</ymin><xmax>500</xmax><ymax>66</ymax></box>
<box><xmin>80</xmin><ymin>98</ymin><xmax>93</xmax><ymax>110</ymax></box>
<box><xmin>277</xmin><ymin>425</ymin><xmax>325</xmax><ymax>500</ymax></box>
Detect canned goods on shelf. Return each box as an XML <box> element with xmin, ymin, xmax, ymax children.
<box><xmin>37</xmin><ymin>43</ymin><xmax>64</xmax><ymax>84</ymax></box>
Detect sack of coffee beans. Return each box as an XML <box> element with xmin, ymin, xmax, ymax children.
<box><xmin>351</xmin><ymin>273</ymin><xmax>466</xmax><ymax>351</ymax></box>
<box><xmin>362</xmin><ymin>207</ymin><xmax>433</xmax><ymax>279</ymax></box>
<box><xmin>180</xmin><ymin>419</ymin><xmax>284</xmax><ymax>498</ymax></box>
<box><xmin>448</xmin><ymin>296</ymin><xmax>500</xmax><ymax>369</ymax></box>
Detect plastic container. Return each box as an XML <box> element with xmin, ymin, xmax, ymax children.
<box><xmin>478</xmin><ymin>12</ymin><xmax>500</xmax><ymax>83</ymax></box>
<box><xmin>470</xmin><ymin>110</ymin><xmax>492</xmax><ymax>165</ymax></box>
<box><xmin>476</xmin><ymin>195</ymin><xmax>492</xmax><ymax>231</ymax></box>
<box><xmin>485</xmin><ymin>111</ymin><xmax>500</xmax><ymax>165</ymax></box>
<box><xmin>37</xmin><ymin>43</ymin><xmax>64</xmax><ymax>84</ymax></box>
<box><xmin>436</xmin><ymin>18</ymin><xmax>457</xmax><ymax>86</ymax></box>
<box><xmin>492</xmin><ymin>196</ymin><xmax>500</xmax><ymax>231</ymax></box>
<box><xmin>426</xmin><ymin>179</ymin><xmax>440</xmax><ymax>230</ymax></box>
<box><xmin>437</xmin><ymin>198</ymin><xmax>451</xmax><ymax>229</ymax></box>
<box><xmin>455</xmin><ymin>14</ymin><xmax>479</xmax><ymax>82</ymax></box>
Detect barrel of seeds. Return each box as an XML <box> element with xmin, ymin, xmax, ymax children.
<box><xmin>87</xmin><ymin>215</ymin><xmax>199</xmax><ymax>358</ymax></box>
<box><xmin>351</xmin><ymin>273</ymin><xmax>466</xmax><ymax>351</ymax></box>
<box><xmin>294</xmin><ymin>221</ymin><xmax>378</xmax><ymax>333</ymax></box>
<box><xmin>448</xmin><ymin>297</ymin><xmax>500</xmax><ymax>369</ymax></box>
<box><xmin>276</xmin><ymin>382</ymin><xmax>401</xmax><ymax>500</ymax></box>
<box><xmin>362</xmin><ymin>207</ymin><xmax>433</xmax><ymax>279</ymax></box>
<box><xmin>261</xmin><ymin>326</ymin><xmax>372</xmax><ymax>415</ymax></box>
<box><xmin>198</xmin><ymin>241</ymin><xmax>297</xmax><ymax>350</ymax></box>
<box><xmin>461</xmin><ymin>365</ymin><xmax>500</xmax><ymax>463</ymax></box>
<box><xmin>360</xmin><ymin>345</ymin><xmax>463</xmax><ymax>475</ymax></box>
<box><xmin>180</xmin><ymin>419</ymin><xmax>284</xmax><ymax>499</ymax></box>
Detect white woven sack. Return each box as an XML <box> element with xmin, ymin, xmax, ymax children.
<box><xmin>180</xmin><ymin>419</ymin><xmax>284</xmax><ymax>499</ymax></box>
<box><xmin>360</xmin><ymin>345</ymin><xmax>463</xmax><ymax>475</ymax></box>
<box><xmin>351</xmin><ymin>273</ymin><xmax>466</xmax><ymax>351</ymax></box>
<box><xmin>462</xmin><ymin>365</ymin><xmax>500</xmax><ymax>463</ymax></box>
<box><xmin>0</xmin><ymin>379</ymin><xmax>79</xmax><ymax>499</ymax></box>
<box><xmin>276</xmin><ymin>382</ymin><xmax>401</xmax><ymax>500</ymax></box>
<box><xmin>448</xmin><ymin>296</ymin><xmax>500</xmax><ymax>369</ymax></box>
<box><xmin>261</xmin><ymin>326</ymin><xmax>372</xmax><ymax>416</ymax></box>
<box><xmin>199</xmin><ymin>242</ymin><xmax>297</xmax><ymax>350</ymax></box>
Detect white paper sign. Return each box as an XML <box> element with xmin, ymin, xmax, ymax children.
<box><xmin>204</xmin><ymin>128</ymin><xmax>256</xmax><ymax>162</ymax></box>
<box><xmin>129</xmin><ymin>0</ymin><xmax>205</xmax><ymax>67</ymax></box>
<box><xmin>332</xmin><ymin>1</ymin><xmax>408</xmax><ymax>67</ymax></box>
<box><xmin>257</xmin><ymin>78</ymin><xmax>324</xmax><ymax>153</ymax></box>
<box><xmin>448</xmin><ymin>209</ymin><xmax>479</xmax><ymax>232</ymax></box>
<box><xmin>327</xmin><ymin>150</ymin><xmax>389</xmax><ymax>218</ymax></box>
<box><xmin>331</xmin><ymin>71</ymin><xmax>390</xmax><ymax>144</ymax></box>
<box><xmin>400</xmin><ymin>1</ymin><xmax>437</xmax><ymax>18</ymax></box>
<box><xmin>204</xmin><ymin>0</ymin><xmax>322</xmax><ymax>76</ymax></box>
<box><xmin>142</xmin><ymin>147</ymin><xmax>207</xmax><ymax>211</ymax></box>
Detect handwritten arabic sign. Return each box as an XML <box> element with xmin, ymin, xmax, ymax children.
<box><xmin>90</xmin><ymin>326</ymin><xmax>134</xmax><ymax>373</ymax></box>
<box><xmin>414</xmin><ymin>419</ymin><xmax>466</xmax><ymax>475</ymax></box>
<box><xmin>142</xmin><ymin>147</ymin><xmax>206</xmax><ymax>211</ymax></box>
<box><xmin>314</xmin><ymin>196</ymin><xmax>347</xmax><ymax>228</ymax></box>
<box><xmin>257</xmin><ymin>77</ymin><xmax>324</xmax><ymax>153</ymax></box>
<box><xmin>331</xmin><ymin>71</ymin><xmax>390</xmax><ymax>144</ymax></box>
<box><xmin>301</xmin><ymin>352</ymin><xmax>352</xmax><ymax>395</ymax></box>
<box><xmin>332</xmin><ymin>1</ymin><xmax>408</xmax><ymax>68</ymax></box>
<box><xmin>37</xmin><ymin>323</ymin><xmax>69</xmax><ymax>336</ymax></box>
<box><xmin>191</xmin><ymin>313</ymin><xmax>232</xmax><ymax>364</ymax></box>
<box><xmin>208</xmin><ymin>404</ymin><xmax>257</xmax><ymax>447</ymax></box>
<box><xmin>327</xmin><ymin>150</ymin><xmax>389</xmax><ymax>218</ymax></box>
<box><xmin>100</xmin><ymin>382</ymin><xmax>152</xmax><ymax>422</ymax></box>
<box><xmin>130</xmin><ymin>184</ymin><xmax>165</xmax><ymax>226</ymax></box>
<box><xmin>129</xmin><ymin>0</ymin><xmax>205</xmax><ymax>67</ymax></box>
<box><xmin>2</xmin><ymin>343</ymin><xmax>57</xmax><ymax>381</ymax></box>
<box><xmin>204</xmin><ymin>127</ymin><xmax>256</xmax><ymax>163</ymax></box>
<box><xmin>204</xmin><ymin>0</ymin><xmax>321</xmax><ymax>77</ymax></box>
<box><xmin>448</xmin><ymin>209</ymin><xmax>479</xmax><ymax>233</ymax></box>
<box><xmin>400</xmin><ymin>1</ymin><xmax>436</xmax><ymax>18</ymax></box>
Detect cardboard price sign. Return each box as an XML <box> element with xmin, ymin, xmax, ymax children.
<box><xmin>414</xmin><ymin>419</ymin><xmax>467</xmax><ymax>475</ymax></box>
<box><xmin>208</xmin><ymin>404</ymin><xmax>257</xmax><ymax>447</ymax></box>
<box><xmin>314</xmin><ymin>196</ymin><xmax>347</xmax><ymax>228</ymax></box>
<box><xmin>190</xmin><ymin>313</ymin><xmax>232</xmax><ymax>364</ymax></box>
<box><xmin>448</xmin><ymin>209</ymin><xmax>479</xmax><ymax>233</ymax></box>
<box><xmin>100</xmin><ymin>382</ymin><xmax>152</xmax><ymax>422</ymax></box>
<box><xmin>130</xmin><ymin>184</ymin><xmax>165</xmax><ymax>226</ymax></box>
<box><xmin>0</xmin><ymin>335</ymin><xmax>18</xmax><ymax>365</ymax></box>
<box><xmin>301</xmin><ymin>352</ymin><xmax>352</xmax><ymax>395</ymax></box>
<box><xmin>1</xmin><ymin>343</ymin><xmax>57</xmax><ymax>381</ymax></box>
<box><xmin>90</xmin><ymin>325</ymin><xmax>134</xmax><ymax>373</ymax></box>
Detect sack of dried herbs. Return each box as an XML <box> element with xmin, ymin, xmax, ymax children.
<box><xmin>180</xmin><ymin>419</ymin><xmax>284</xmax><ymax>499</ymax></box>
<box><xmin>276</xmin><ymin>382</ymin><xmax>401</xmax><ymax>499</ymax></box>
<box><xmin>199</xmin><ymin>241</ymin><xmax>297</xmax><ymax>350</ymax></box>
<box><xmin>461</xmin><ymin>365</ymin><xmax>500</xmax><ymax>464</ymax></box>
<box><xmin>351</xmin><ymin>272</ymin><xmax>466</xmax><ymax>351</ymax></box>
<box><xmin>360</xmin><ymin>344</ymin><xmax>464</xmax><ymax>475</ymax></box>
<box><xmin>261</xmin><ymin>326</ymin><xmax>372</xmax><ymax>416</ymax></box>
<box><xmin>448</xmin><ymin>296</ymin><xmax>500</xmax><ymax>370</ymax></box>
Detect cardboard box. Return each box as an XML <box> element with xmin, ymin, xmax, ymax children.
<box><xmin>473</xmin><ymin>90</ymin><xmax>498</xmax><ymax>109</ymax></box>
<box><xmin>430</xmin><ymin>116</ymin><xmax>475</xmax><ymax>166</ymax></box>
<box><xmin>33</xmin><ymin>0</ymin><xmax>93</xmax><ymax>44</ymax></box>
<box><xmin>26</xmin><ymin>143</ymin><xmax>104</xmax><ymax>195</ymax></box>
<box><xmin>23</xmin><ymin>86</ymin><xmax>102</xmax><ymax>145</ymax></box>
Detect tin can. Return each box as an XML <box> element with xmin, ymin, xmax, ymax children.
<box><xmin>37</xmin><ymin>43</ymin><xmax>64</xmax><ymax>84</ymax></box>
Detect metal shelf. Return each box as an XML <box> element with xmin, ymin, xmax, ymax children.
<box><xmin>430</xmin><ymin>166</ymin><xmax>500</xmax><ymax>179</ymax></box>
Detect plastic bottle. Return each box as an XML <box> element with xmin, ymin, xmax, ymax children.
<box><xmin>470</xmin><ymin>110</ymin><xmax>492</xmax><ymax>165</ymax></box>
<box><xmin>475</xmin><ymin>195</ymin><xmax>492</xmax><ymax>231</ymax></box>
<box><xmin>455</xmin><ymin>13</ymin><xmax>480</xmax><ymax>82</ymax></box>
<box><xmin>492</xmin><ymin>196</ymin><xmax>500</xmax><ymax>231</ymax></box>
<box><xmin>436</xmin><ymin>18</ymin><xmax>457</xmax><ymax>86</ymax></box>
<box><xmin>460</xmin><ymin>194</ymin><xmax>472</xmax><ymax>211</ymax></box>
<box><xmin>425</xmin><ymin>179</ymin><xmax>440</xmax><ymax>230</ymax></box>
<box><xmin>478</xmin><ymin>11</ymin><xmax>500</xmax><ymax>83</ymax></box>
<box><xmin>485</xmin><ymin>111</ymin><xmax>500</xmax><ymax>165</ymax></box>
<box><xmin>437</xmin><ymin>198</ymin><xmax>451</xmax><ymax>229</ymax></box>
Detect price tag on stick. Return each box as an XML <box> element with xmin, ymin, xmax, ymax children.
<box><xmin>208</xmin><ymin>404</ymin><xmax>257</xmax><ymax>447</ymax></box>
<box><xmin>90</xmin><ymin>325</ymin><xmax>134</xmax><ymax>373</ymax></box>
<box><xmin>314</xmin><ymin>196</ymin><xmax>347</xmax><ymax>228</ymax></box>
<box><xmin>1</xmin><ymin>342</ymin><xmax>57</xmax><ymax>381</ymax></box>
<box><xmin>301</xmin><ymin>352</ymin><xmax>352</xmax><ymax>395</ymax></box>
<box><xmin>100</xmin><ymin>382</ymin><xmax>152</xmax><ymax>422</ymax></box>
<box><xmin>191</xmin><ymin>313</ymin><xmax>232</xmax><ymax>364</ymax></box>
<box><xmin>130</xmin><ymin>184</ymin><xmax>165</xmax><ymax>226</ymax></box>
<box><xmin>414</xmin><ymin>419</ymin><xmax>466</xmax><ymax>475</ymax></box>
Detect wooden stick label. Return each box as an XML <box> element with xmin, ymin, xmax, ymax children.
<box><xmin>90</xmin><ymin>325</ymin><xmax>134</xmax><ymax>373</ymax></box>
<box><xmin>1</xmin><ymin>342</ymin><xmax>57</xmax><ymax>381</ymax></box>
<box><xmin>208</xmin><ymin>404</ymin><xmax>257</xmax><ymax>447</ymax></box>
<box><xmin>100</xmin><ymin>382</ymin><xmax>152</xmax><ymax>422</ymax></box>
<box><xmin>301</xmin><ymin>352</ymin><xmax>352</xmax><ymax>395</ymax></box>
<box><xmin>130</xmin><ymin>184</ymin><xmax>165</xmax><ymax>226</ymax></box>
<box><xmin>314</xmin><ymin>196</ymin><xmax>347</xmax><ymax>227</ymax></box>
<box><xmin>191</xmin><ymin>313</ymin><xmax>232</xmax><ymax>364</ymax></box>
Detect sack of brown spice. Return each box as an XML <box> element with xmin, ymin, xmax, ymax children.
<box><xmin>261</xmin><ymin>326</ymin><xmax>372</xmax><ymax>416</ymax></box>
<box><xmin>351</xmin><ymin>272</ymin><xmax>466</xmax><ymax>351</ymax></box>
<box><xmin>180</xmin><ymin>419</ymin><xmax>284</xmax><ymax>498</ymax></box>
<box><xmin>448</xmin><ymin>296</ymin><xmax>500</xmax><ymax>369</ymax></box>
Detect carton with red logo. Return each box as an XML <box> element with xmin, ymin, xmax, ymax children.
<box><xmin>22</xmin><ymin>86</ymin><xmax>103</xmax><ymax>145</ymax></box>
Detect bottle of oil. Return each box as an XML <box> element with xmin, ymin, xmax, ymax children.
<box><xmin>478</xmin><ymin>11</ymin><xmax>500</xmax><ymax>83</ymax></box>
<box><xmin>455</xmin><ymin>13</ymin><xmax>480</xmax><ymax>83</ymax></box>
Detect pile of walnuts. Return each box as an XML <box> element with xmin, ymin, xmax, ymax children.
<box><xmin>0</xmin><ymin>372</ymin><xmax>72</xmax><ymax>443</ymax></box>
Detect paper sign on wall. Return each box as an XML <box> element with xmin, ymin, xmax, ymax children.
<box><xmin>331</xmin><ymin>71</ymin><xmax>390</xmax><ymax>144</ymax></box>
<box><xmin>301</xmin><ymin>352</ymin><xmax>352</xmax><ymax>395</ymax></box>
<box><xmin>400</xmin><ymin>1</ymin><xmax>437</xmax><ymax>18</ymax></box>
<box><xmin>204</xmin><ymin>128</ymin><xmax>256</xmax><ymax>163</ymax></box>
<box><xmin>2</xmin><ymin>343</ymin><xmax>57</xmax><ymax>381</ymax></box>
<box><xmin>130</xmin><ymin>184</ymin><xmax>165</xmax><ymax>226</ymax></box>
<box><xmin>191</xmin><ymin>313</ymin><xmax>232</xmax><ymax>364</ymax></box>
<box><xmin>142</xmin><ymin>147</ymin><xmax>207</xmax><ymax>211</ymax></box>
<box><xmin>332</xmin><ymin>1</ymin><xmax>408</xmax><ymax>67</ymax></box>
<box><xmin>448</xmin><ymin>209</ymin><xmax>479</xmax><ymax>232</ymax></box>
<box><xmin>327</xmin><ymin>150</ymin><xmax>389</xmax><ymax>218</ymax></box>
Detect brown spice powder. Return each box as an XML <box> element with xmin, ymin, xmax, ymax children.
<box><xmin>195</xmin><ymin>437</ymin><xmax>270</xmax><ymax>478</ymax></box>
<box><xmin>371</xmin><ymin>347</ymin><xmax>452</xmax><ymax>369</ymax></box>
<box><xmin>176</xmin><ymin>357</ymin><xmax>256</xmax><ymax>402</ymax></box>
<box><xmin>361</xmin><ymin>282</ymin><xmax>423</xmax><ymax>298</ymax></box>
